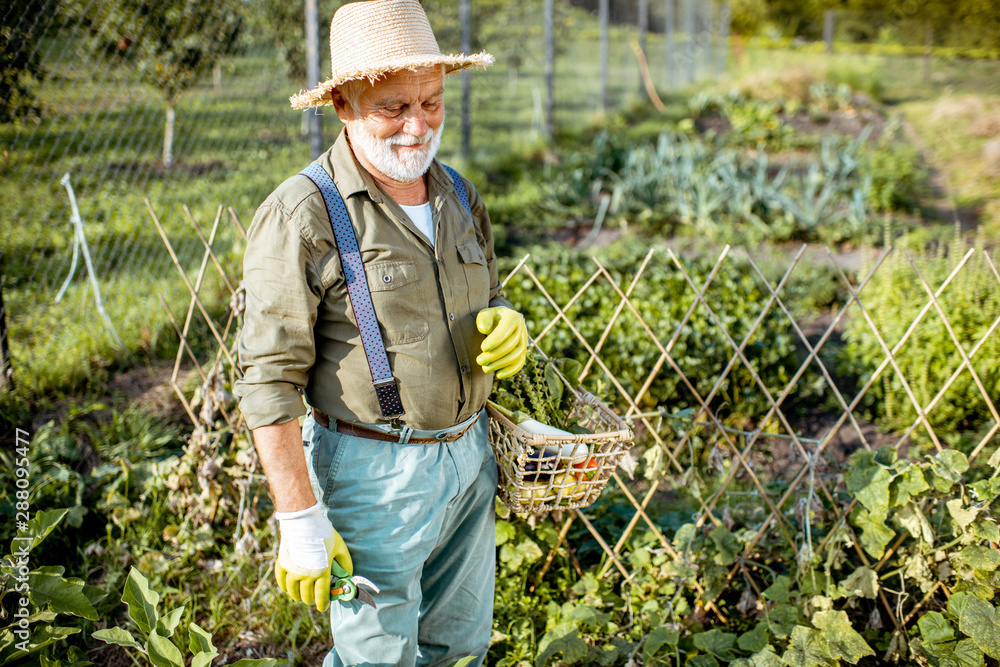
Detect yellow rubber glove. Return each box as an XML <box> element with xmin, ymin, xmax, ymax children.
<box><xmin>476</xmin><ymin>307</ymin><xmax>528</xmax><ymax>379</ymax></box>
<box><xmin>274</xmin><ymin>502</ymin><xmax>353</xmax><ymax>613</ymax></box>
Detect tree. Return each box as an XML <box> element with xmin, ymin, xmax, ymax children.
<box><xmin>81</xmin><ymin>0</ymin><xmax>242</xmax><ymax>166</ymax></box>
<box><xmin>0</xmin><ymin>0</ymin><xmax>58</xmax><ymax>123</ymax></box>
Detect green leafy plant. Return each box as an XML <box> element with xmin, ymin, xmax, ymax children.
<box><xmin>0</xmin><ymin>509</ymin><xmax>107</xmax><ymax>664</ymax></box>
<box><xmin>838</xmin><ymin>236</ymin><xmax>1000</xmax><ymax>451</ymax></box>
<box><xmin>93</xmin><ymin>567</ymin><xmax>275</xmax><ymax>667</ymax></box>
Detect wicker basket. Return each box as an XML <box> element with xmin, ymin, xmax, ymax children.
<box><xmin>488</xmin><ymin>388</ymin><xmax>634</xmax><ymax>514</ymax></box>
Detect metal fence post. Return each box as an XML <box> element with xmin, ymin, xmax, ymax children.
<box><xmin>0</xmin><ymin>278</ymin><xmax>12</xmax><ymax>391</ymax></box>
<box><xmin>638</xmin><ymin>0</ymin><xmax>648</xmax><ymax>93</ymax></box>
<box><xmin>600</xmin><ymin>0</ymin><xmax>609</xmax><ymax>113</ymax></box>
<box><xmin>924</xmin><ymin>24</ymin><xmax>933</xmax><ymax>86</ymax></box>
<box><xmin>717</xmin><ymin>1</ymin><xmax>730</xmax><ymax>78</ymax></box>
<box><xmin>461</xmin><ymin>0</ymin><xmax>472</xmax><ymax>160</ymax></box>
<box><xmin>305</xmin><ymin>0</ymin><xmax>324</xmax><ymax>160</ymax></box>
<box><xmin>544</xmin><ymin>0</ymin><xmax>554</xmax><ymax>138</ymax></box>
<box><xmin>665</xmin><ymin>0</ymin><xmax>675</xmax><ymax>89</ymax></box>
<box><xmin>684</xmin><ymin>0</ymin><xmax>695</xmax><ymax>85</ymax></box>
<box><xmin>824</xmin><ymin>10</ymin><xmax>835</xmax><ymax>55</ymax></box>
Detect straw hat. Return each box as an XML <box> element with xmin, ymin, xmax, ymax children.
<box><xmin>290</xmin><ymin>0</ymin><xmax>494</xmax><ymax>110</ymax></box>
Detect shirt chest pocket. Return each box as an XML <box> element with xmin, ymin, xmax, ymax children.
<box><xmin>457</xmin><ymin>239</ymin><xmax>490</xmax><ymax>312</ymax></box>
<box><xmin>363</xmin><ymin>261</ymin><xmax>429</xmax><ymax>345</ymax></box>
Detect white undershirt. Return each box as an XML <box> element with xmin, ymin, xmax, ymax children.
<box><xmin>399</xmin><ymin>202</ymin><xmax>435</xmax><ymax>247</ymax></box>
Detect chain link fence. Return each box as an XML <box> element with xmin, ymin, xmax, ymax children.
<box><xmin>1</xmin><ymin>0</ymin><xmax>733</xmax><ymax>394</ymax></box>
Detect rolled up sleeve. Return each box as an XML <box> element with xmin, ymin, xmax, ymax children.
<box><xmin>235</xmin><ymin>202</ymin><xmax>323</xmax><ymax>430</ymax></box>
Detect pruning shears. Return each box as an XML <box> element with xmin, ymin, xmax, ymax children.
<box><xmin>331</xmin><ymin>560</ymin><xmax>380</xmax><ymax>608</ymax></box>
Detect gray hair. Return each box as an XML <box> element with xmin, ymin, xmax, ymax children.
<box><xmin>336</xmin><ymin>64</ymin><xmax>447</xmax><ymax>118</ymax></box>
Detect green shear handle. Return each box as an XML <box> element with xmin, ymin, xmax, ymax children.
<box><xmin>330</xmin><ymin>560</ymin><xmax>380</xmax><ymax>608</ymax></box>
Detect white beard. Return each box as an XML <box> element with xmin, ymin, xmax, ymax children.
<box><xmin>348</xmin><ymin>116</ymin><xmax>444</xmax><ymax>183</ymax></box>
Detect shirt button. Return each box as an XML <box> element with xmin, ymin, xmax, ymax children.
<box><xmin>461</xmin><ymin>366</ymin><xmax>469</xmax><ymax>374</ymax></box>
<box><xmin>436</xmin><ymin>258</ymin><xmax>443</xmax><ymax>265</ymax></box>
<box><xmin>382</xmin><ymin>275</ymin><xmax>392</xmax><ymax>283</ymax></box>
<box><xmin>449</xmin><ymin>313</ymin><xmax>455</xmax><ymax>321</ymax></box>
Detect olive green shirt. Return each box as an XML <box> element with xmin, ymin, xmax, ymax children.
<box><xmin>235</xmin><ymin>129</ymin><xmax>511</xmax><ymax>432</ymax></box>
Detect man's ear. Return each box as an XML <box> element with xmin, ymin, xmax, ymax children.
<box><xmin>331</xmin><ymin>87</ymin><xmax>352</xmax><ymax>124</ymax></box>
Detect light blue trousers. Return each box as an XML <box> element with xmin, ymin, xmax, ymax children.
<box><xmin>302</xmin><ymin>411</ymin><xmax>497</xmax><ymax>667</ymax></box>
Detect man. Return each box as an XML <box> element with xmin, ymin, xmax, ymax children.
<box><xmin>234</xmin><ymin>1</ymin><xmax>527</xmax><ymax>666</ymax></box>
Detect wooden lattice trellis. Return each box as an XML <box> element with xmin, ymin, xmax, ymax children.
<box><xmin>500</xmin><ymin>243</ymin><xmax>1000</xmax><ymax>635</ymax></box>
<box><xmin>152</xmin><ymin>206</ymin><xmax>1000</xmax><ymax>636</ymax></box>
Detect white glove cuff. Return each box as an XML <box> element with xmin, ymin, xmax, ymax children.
<box><xmin>276</xmin><ymin>502</ymin><xmax>334</xmax><ymax>543</ymax></box>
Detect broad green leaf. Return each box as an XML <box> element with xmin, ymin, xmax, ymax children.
<box><xmin>156</xmin><ymin>607</ymin><xmax>185</xmax><ymax>638</ymax></box>
<box><xmin>920</xmin><ymin>638</ymin><xmax>984</xmax><ymax>667</ymax></box>
<box><xmin>450</xmin><ymin>658</ymin><xmax>477</xmax><ymax>667</ymax></box>
<box><xmin>780</xmin><ymin>625</ymin><xmax>836</xmax><ymax>667</ymax></box>
<box><xmin>766</xmin><ymin>602</ymin><xmax>801</xmax><ymax>639</ymax></box>
<box><xmin>989</xmin><ymin>447</ymin><xmax>1000</xmax><ymax>469</ymax></box>
<box><xmin>889</xmin><ymin>465</ymin><xmax>929</xmax><ymax>507</ymax></box>
<box><xmin>971</xmin><ymin>519</ymin><xmax>1000</xmax><ymax>543</ymax></box>
<box><xmin>936</xmin><ymin>450</ymin><xmax>970</xmax><ymax>475</ymax></box>
<box><xmin>850</xmin><ymin>505</ymin><xmax>894</xmax><ymax>559</ymax></box>
<box><xmin>709</xmin><ymin>526</ymin><xmax>742</xmax><ymax>565</ymax></box>
<box><xmin>904</xmin><ymin>554</ymin><xmax>937</xmax><ymax>593</ymax></box>
<box><xmin>895</xmin><ymin>501</ymin><xmax>935</xmax><ymax>544</ymax></box>
<box><xmin>919</xmin><ymin>611</ymin><xmax>956</xmax><ymax>645</ymax></box>
<box><xmin>643</xmin><ymin>625</ymin><xmax>679</xmax><ymax>663</ymax></box>
<box><xmin>674</xmin><ymin>523</ymin><xmax>698</xmax><ymax>552</ymax></box>
<box><xmin>955</xmin><ymin>546</ymin><xmax>1000</xmax><ymax>573</ymax></box>
<box><xmin>147</xmin><ymin>629</ymin><xmax>183</xmax><ymax>667</ymax></box>
<box><xmin>495</xmin><ymin>520</ymin><xmax>516</xmax><ymax>546</ymax></box>
<box><xmin>82</xmin><ymin>584</ymin><xmax>109</xmax><ymax>607</ymax></box>
<box><xmin>947</xmin><ymin>499</ymin><xmax>980</xmax><ymax>530</ymax></box>
<box><xmin>812</xmin><ymin>610</ymin><xmax>874</xmax><ymax>664</ymax></box>
<box><xmin>566</xmin><ymin>604</ymin><xmax>609</xmax><ymax>628</ymax></box>
<box><xmin>738</xmin><ymin>623</ymin><xmax>769</xmax><ymax>653</ymax></box>
<box><xmin>952</xmin><ymin>581</ymin><xmax>996</xmax><ymax>601</ymax></box>
<box><xmin>687</xmin><ymin>655</ymin><xmax>720</xmax><ymax>667</ymax></box>
<box><xmin>535</xmin><ymin>623</ymin><xmax>589</xmax><ymax>667</ymax></box>
<box><xmin>28</xmin><ymin>570</ymin><xmax>99</xmax><ymax>620</ymax></box>
<box><xmin>956</xmin><ymin>595</ymin><xmax>1000</xmax><ymax>659</ymax></box>
<box><xmin>11</xmin><ymin>508</ymin><xmax>69</xmax><ymax>555</ymax></box>
<box><xmin>227</xmin><ymin>660</ymin><xmax>278</xmax><ymax>666</ymax></box>
<box><xmin>835</xmin><ymin>566</ymin><xmax>879</xmax><ymax>600</ymax></box>
<box><xmin>846</xmin><ymin>464</ymin><xmax>894</xmax><ymax>519</ymax></box>
<box><xmin>192</xmin><ymin>651</ymin><xmax>219</xmax><ymax>667</ymax></box>
<box><xmin>0</xmin><ymin>624</ymin><xmax>80</xmax><ymax>662</ymax></box>
<box><xmin>750</xmin><ymin>646</ymin><xmax>783</xmax><ymax>667</ymax></box>
<box><xmin>123</xmin><ymin>567</ymin><xmax>160</xmax><ymax>636</ymax></box>
<box><xmin>762</xmin><ymin>575</ymin><xmax>791</xmax><ymax>603</ymax></box>
<box><xmin>969</xmin><ymin>479</ymin><xmax>1000</xmax><ymax>503</ymax></box>
<box><xmin>949</xmin><ymin>592</ymin><xmax>974</xmax><ymax>620</ymax></box>
<box><xmin>953</xmin><ymin>640</ymin><xmax>986</xmax><ymax>667</ymax></box>
<box><xmin>499</xmin><ymin>538</ymin><xmax>543</xmax><ymax>570</ymax></box>
<box><xmin>189</xmin><ymin>622</ymin><xmax>216</xmax><ymax>655</ymax></box>
<box><xmin>494</xmin><ymin>496</ymin><xmax>510</xmax><ymax>519</ymax></box>
<box><xmin>692</xmin><ymin>628</ymin><xmax>738</xmax><ymax>660</ymax></box>
<box><xmin>93</xmin><ymin>627</ymin><xmax>144</xmax><ymax>651</ymax></box>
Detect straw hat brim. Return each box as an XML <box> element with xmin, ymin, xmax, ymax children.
<box><xmin>289</xmin><ymin>52</ymin><xmax>494</xmax><ymax>110</ymax></box>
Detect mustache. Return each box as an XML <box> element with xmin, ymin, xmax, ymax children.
<box><xmin>385</xmin><ymin>129</ymin><xmax>434</xmax><ymax>146</ymax></box>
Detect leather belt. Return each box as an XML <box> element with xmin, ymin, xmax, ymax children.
<box><xmin>312</xmin><ymin>410</ymin><xmax>477</xmax><ymax>444</ymax></box>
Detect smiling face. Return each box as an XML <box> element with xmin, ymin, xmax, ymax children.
<box><xmin>333</xmin><ymin>67</ymin><xmax>446</xmax><ymax>184</ymax></box>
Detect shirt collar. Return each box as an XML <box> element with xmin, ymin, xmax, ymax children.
<box><xmin>321</xmin><ymin>128</ymin><xmax>384</xmax><ymax>203</ymax></box>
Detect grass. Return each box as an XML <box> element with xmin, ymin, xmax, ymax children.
<box><xmin>2</xmin><ymin>9</ymin><xmax>999</xmax><ymax>663</ymax></box>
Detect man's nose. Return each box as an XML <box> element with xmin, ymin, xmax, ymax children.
<box><xmin>402</xmin><ymin>112</ymin><xmax>429</xmax><ymax>137</ymax></box>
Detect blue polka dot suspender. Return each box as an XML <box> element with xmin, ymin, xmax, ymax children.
<box><xmin>299</xmin><ymin>162</ymin><xmax>472</xmax><ymax>421</ymax></box>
